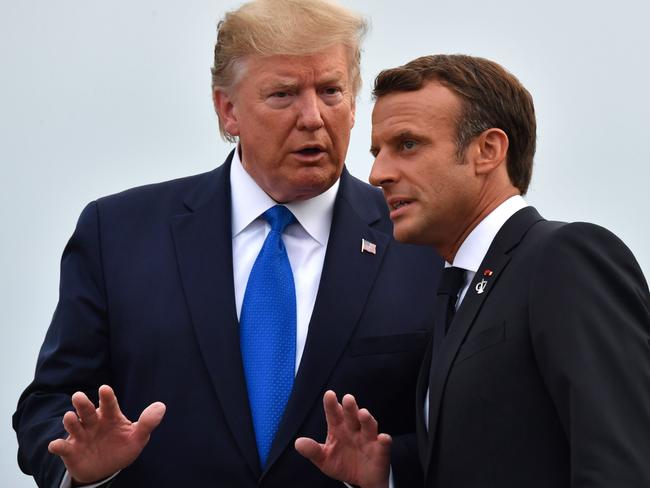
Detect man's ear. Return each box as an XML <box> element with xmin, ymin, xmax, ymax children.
<box><xmin>474</xmin><ymin>128</ymin><xmax>509</xmax><ymax>176</ymax></box>
<box><xmin>213</xmin><ymin>89</ymin><xmax>240</xmax><ymax>137</ymax></box>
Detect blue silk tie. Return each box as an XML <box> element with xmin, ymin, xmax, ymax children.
<box><xmin>240</xmin><ymin>205</ymin><xmax>297</xmax><ymax>468</ymax></box>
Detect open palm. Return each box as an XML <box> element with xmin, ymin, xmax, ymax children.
<box><xmin>48</xmin><ymin>385</ymin><xmax>166</xmax><ymax>485</ymax></box>
<box><xmin>295</xmin><ymin>391</ymin><xmax>391</xmax><ymax>488</ymax></box>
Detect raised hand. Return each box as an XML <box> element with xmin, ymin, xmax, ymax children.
<box><xmin>48</xmin><ymin>385</ymin><xmax>166</xmax><ymax>485</ymax></box>
<box><xmin>295</xmin><ymin>390</ymin><xmax>391</xmax><ymax>488</ymax></box>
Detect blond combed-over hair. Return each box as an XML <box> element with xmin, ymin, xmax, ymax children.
<box><xmin>211</xmin><ymin>0</ymin><xmax>368</xmax><ymax>141</ymax></box>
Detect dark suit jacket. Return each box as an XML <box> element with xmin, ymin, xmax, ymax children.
<box><xmin>14</xmin><ymin>154</ymin><xmax>442</xmax><ymax>487</ymax></box>
<box><xmin>415</xmin><ymin>206</ymin><xmax>650</xmax><ymax>488</ymax></box>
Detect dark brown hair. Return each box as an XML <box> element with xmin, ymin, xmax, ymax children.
<box><xmin>373</xmin><ymin>54</ymin><xmax>536</xmax><ymax>194</ymax></box>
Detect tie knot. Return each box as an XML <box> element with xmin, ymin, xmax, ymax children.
<box><xmin>437</xmin><ymin>266</ymin><xmax>465</xmax><ymax>297</ymax></box>
<box><xmin>263</xmin><ymin>205</ymin><xmax>295</xmax><ymax>234</ymax></box>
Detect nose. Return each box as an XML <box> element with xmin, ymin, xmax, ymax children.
<box><xmin>369</xmin><ymin>152</ymin><xmax>397</xmax><ymax>188</ymax></box>
<box><xmin>296</xmin><ymin>91</ymin><xmax>324</xmax><ymax>131</ymax></box>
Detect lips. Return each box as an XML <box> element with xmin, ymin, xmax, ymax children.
<box><xmin>387</xmin><ymin>197</ymin><xmax>413</xmax><ymax>211</ymax></box>
<box><xmin>294</xmin><ymin>144</ymin><xmax>326</xmax><ymax>156</ymax></box>
<box><xmin>297</xmin><ymin>147</ymin><xmax>323</xmax><ymax>155</ymax></box>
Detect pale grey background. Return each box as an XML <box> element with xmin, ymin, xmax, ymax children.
<box><xmin>1</xmin><ymin>0</ymin><xmax>648</xmax><ymax>485</ymax></box>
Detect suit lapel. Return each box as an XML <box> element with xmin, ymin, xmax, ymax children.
<box><xmin>415</xmin><ymin>334</ymin><xmax>434</xmax><ymax>469</ymax></box>
<box><xmin>424</xmin><ymin>207</ymin><xmax>545</xmax><ymax>479</ymax></box>
<box><xmin>170</xmin><ymin>153</ymin><xmax>262</xmax><ymax>478</ymax></box>
<box><xmin>264</xmin><ymin>170</ymin><xmax>391</xmax><ymax>471</ymax></box>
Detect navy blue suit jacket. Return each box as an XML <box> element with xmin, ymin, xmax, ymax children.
<box><xmin>14</xmin><ymin>154</ymin><xmax>442</xmax><ymax>487</ymax></box>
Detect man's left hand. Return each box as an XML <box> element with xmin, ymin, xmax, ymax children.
<box><xmin>295</xmin><ymin>390</ymin><xmax>391</xmax><ymax>488</ymax></box>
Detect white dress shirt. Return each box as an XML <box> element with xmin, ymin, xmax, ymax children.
<box><xmin>62</xmin><ymin>149</ymin><xmax>339</xmax><ymax>488</ymax></box>
<box><xmin>230</xmin><ymin>148</ymin><xmax>338</xmax><ymax>373</ymax></box>
<box><xmin>423</xmin><ymin>195</ymin><xmax>528</xmax><ymax>428</ymax></box>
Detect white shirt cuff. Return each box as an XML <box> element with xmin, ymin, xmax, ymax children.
<box><xmin>60</xmin><ymin>469</ymin><xmax>120</xmax><ymax>488</ymax></box>
<box><xmin>342</xmin><ymin>465</ymin><xmax>393</xmax><ymax>488</ymax></box>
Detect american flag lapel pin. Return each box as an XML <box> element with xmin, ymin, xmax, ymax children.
<box><xmin>361</xmin><ymin>239</ymin><xmax>377</xmax><ymax>255</ymax></box>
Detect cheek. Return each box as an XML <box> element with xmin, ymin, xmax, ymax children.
<box><xmin>246</xmin><ymin>108</ymin><xmax>293</xmax><ymax>136</ymax></box>
<box><xmin>328</xmin><ymin>109</ymin><xmax>355</xmax><ymax>137</ymax></box>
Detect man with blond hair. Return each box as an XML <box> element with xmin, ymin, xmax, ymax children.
<box><xmin>296</xmin><ymin>54</ymin><xmax>650</xmax><ymax>487</ymax></box>
<box><xmin>13</xmin><ymin>1</ymin><xmax>442</xmax><ymax>487</ymax></box>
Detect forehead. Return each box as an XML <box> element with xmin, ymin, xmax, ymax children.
<box><xmin>371</xmin><ymin>82</ymin><xmax>460</xmax><ymax>139</ymax></box>
<box><xmin>241</xmin><ymin>44</ymin><xmax>351</xmax><ymax>84</ymax></box>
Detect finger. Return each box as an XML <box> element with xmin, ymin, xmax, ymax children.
<box><xmin>48</xmin><ymin>438</ymin><xmax>73</xmax><ymax>457</ymax></box>
<box><xmin>71</xmin><ymin>391</ymin><xmax>98</xmax><ymax>427</ymax></box>
<box><xmin>377</xmin><ymin>433</ymin><xmax>393</xmax><ymax>448</ymax></box>
<box><xmin>98</xmin><ymin>384</ymin><xmax>122</xmax><ymax>419</ymax></box>
<box><xmin>377</xmin><ymin>433</ymin><xmax>393</xmax><ymax>461</ymax></box>
<box><xmin>62</xmin><ymin>410</ymin><xmax>85</xmax><ymax>439</ymax></box>
<box><xmin>376</xmin><ymin>433</ymin><xmax>393</xmax><ymax>465</ymax></box>
<box><xmin>358</xmin><ymin>408</ymin><xmax>378</xmax><ymax>442</ymax></box>
<box><xmin>294</xmin><ymin>437</ymin><xmax>326</xmax><ymax>465</ymax></box>
<box><xmin>133</xmin><ymin>402</ymin><xmax>166</xmax><ymax>443</ymax></box>
<box><xmin>323</xmin><ymin>390</ymin><xmax>344</xmax><ymax>428</ymax></box>
<box><xmin>341</xmin><ymin>394</ymin><xmax>361</xmax><ymax>432</ymax></box>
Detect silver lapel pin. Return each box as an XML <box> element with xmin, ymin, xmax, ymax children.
<box><xmin>475</xmin><ymin>279</ymin><xmax>488</xmax><ymax>294</ymax></box>
<box><xmin>475</xmin><ymin>269</ymin><xmax>493</xmax><ymax>294</ymax></box>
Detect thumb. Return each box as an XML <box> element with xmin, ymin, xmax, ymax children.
<box><xmin>294</xmin><ymin>437</ymin><xmax>326</xmax><ymax>465</ymax></box>
<box><xmin>133</xmin><ymin>402</ymin><xmax>166</xmax><ymax>443</ymax></box>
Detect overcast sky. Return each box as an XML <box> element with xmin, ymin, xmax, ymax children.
<box><xmin>1</xmin><ymin>1</ymin><xmax>649</xmax><ymax>484</ymax></box>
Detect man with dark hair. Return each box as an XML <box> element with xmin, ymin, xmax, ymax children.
<box><xmin>13</xmin><ymin>2</ymin><xmax>442</xmax><ymax>487</ymax></box>
<box><xmin>296</xmin><ymin>54</ymin><xmax>650</xmax><ymax>488</ymax></box>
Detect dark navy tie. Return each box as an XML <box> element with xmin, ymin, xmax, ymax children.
<box><xmin>431</xmin><ymin>266</ymin><xmax>466</xmax><ymax>361</ymax></box>
<box><xmin>240</xmin><ymin>205</ymin><xmax>297</xmax><ymax>468</ymax></box>
<box><xmin>438</xmin><ymin>266</ymin><xmax>466</xmax><ymax>333</ymax></box>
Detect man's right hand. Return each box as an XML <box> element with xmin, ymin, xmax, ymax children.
<box><xmin>295</xmin><ymin>390</ymin><xmax>391</xmax><ymax>488</ymax></box>
<box><xmin>48</xmin><ymin>385</ymin><xmax>166</xmax><ymax>485</ymax></box>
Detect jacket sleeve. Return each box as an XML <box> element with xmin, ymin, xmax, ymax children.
<box><xmin>13</xmin><ymin>201</ymin><xmax>112</xmax><ymax>488</ymax></box>
<box><xmin>390</xmin><ymin>433</ymin><xmax>424</xmax><ymax>487</ymax></box>
<box><xmin>529</xmin><ymin>222</ymin><xmax>650</xmax><ymax>487</ymax></box>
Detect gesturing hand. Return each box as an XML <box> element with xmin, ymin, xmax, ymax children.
<box><xmin>295</xmin><ymin>390</ymin><xmax>391</xmax><ymax>488</ymax></box>
<box><xmin>48</xmin><ymin>385</ymin><xmax>166</xmax><ymax>485</ymax></box>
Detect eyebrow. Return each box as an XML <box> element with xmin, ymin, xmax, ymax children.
<box><xmin>265</xmin><ymin>80</ymin><xmax>299</xmax><ymax>91</ymax></box>
<box><xmin>370</xmin><ymin>129</ymin><xmax>423</xmax><ymax>156</ymax></box>
<box><xmin>316</xmin><ymin>71</ymin><xmax>347</xmax><ymax>85</ymax></box>
<box><xmin>393</xmin><ymin>130</ymin><xmax>418</xmax><ymax>141</ymax></box>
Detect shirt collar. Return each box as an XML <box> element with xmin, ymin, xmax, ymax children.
<box><xmin>230</xmin><ymin>146</ymin><xmax>338</xmax><ymax>246</ymax></box>
<box><xmin>449</xmin><ymin>195</ymin><xmax>528</xmax><ymax>271</ymax></box>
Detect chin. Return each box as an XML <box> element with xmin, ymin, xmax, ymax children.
<box><xmin>392</xmin><ymin>225</ymin><xmax>417</xmax><ymax>245</ymax></box>
<box><xmin>293</xmin><ymin>173</ymin><xmax>338</xmax><ymax>199</ymax></box>
<box><xmin>393</xmin><ymin>220</ymin><xmax>434</xmax><ymax>246</ymax></box>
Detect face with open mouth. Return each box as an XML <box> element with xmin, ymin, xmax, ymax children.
<box><xmin>214</xmin><ymin>44</ymin><xmax>356</xmax><ymax>203</ymax></box>
<box><xmin>369</xmin><ymin>81</ymin><xmax>479</xmax><ymax>250</ymax></box>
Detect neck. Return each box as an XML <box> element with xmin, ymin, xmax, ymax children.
<box><xmin>437</xmin><ymin>188</ymin><xmax>520</xmax><ymax>264</ymax></box>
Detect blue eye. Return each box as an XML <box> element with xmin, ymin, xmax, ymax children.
<box><xmin>402</xmin><ymin>140</ymin><xmax>417</xmax><ymax>150</ymax></box>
